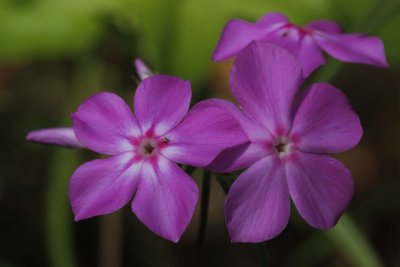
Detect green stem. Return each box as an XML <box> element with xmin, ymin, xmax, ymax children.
<box><xmin>324</xmin><ymin>214</ymin><xmax>384</xmax><ymax>267</ymax></box>
<box><xmin>197</xmin><ymin>170</ymin><xmax>211</xmax><ymax>250</ymax></box>
<box><xmin>46</xmin><ymin>148</ymin><xmax>80</xmax><ymax>267</ymax></box>
<box><xmin>46</xmin><ymin>59</ymin><xmax>102</xmax><ymax>267</ymax></box>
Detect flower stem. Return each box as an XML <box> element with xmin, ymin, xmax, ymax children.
<box><xmin>99</xmin><ymin>212</ymin><xmax>122</xmax><ymax>267</ymax></box>
<box><xmin>46</xmin><ymin>59</ymin><xmax>103</xmax><ymax>267</ymax></box>
<box><xmin>324</xmin><ymin>213</ymin><xmax>384</xmax><ymax>267</ymax></box>
<box><xmin>197</xmin><ymin>170</ymin><xmax>212</xmax><ymax>251</ymax></box>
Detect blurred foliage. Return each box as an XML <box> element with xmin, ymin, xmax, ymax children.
<box><xmin>1</xmin><ymin>0</ymin><xmax>399</xmax><ymax>87</ymax></box>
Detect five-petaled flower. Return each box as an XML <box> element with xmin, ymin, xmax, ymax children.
<box><xmin>212</xmin><ymin>12</ymin><xmax>388</xmax><ymax>77</ymax></box>
<box><xmin>27</xmin><ymin>74</ymin><xmax>247</xmax><ymax>242</ymax></box>
<box><xmin>209</xmin><ymin>41</ymin><xmax>362</xmax><ymax>242</ymax></box>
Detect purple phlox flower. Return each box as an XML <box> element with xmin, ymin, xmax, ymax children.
<box><xmin>27</xmin><ymin>74</ymin><xmax>247</xmax><ymax>242</ymax></box>
<box><xmin>210</xmin><ymin>41</ymin><xmax>362</xmax><ymax>243</ymax></box>
<box><xmin>212</xmin><ymin>12</ymin><xmax>388</xmax><ymax>77</ymax></box>
<box><xmin>134</xmin><ymin>58</ymin><xmax>154</xmax><ymax>80</ymax></box>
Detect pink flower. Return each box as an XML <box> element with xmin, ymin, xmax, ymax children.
<box><xmin>27</xmin><ymin>74</ymin><xmax>247</xmax><ymax>242</ymax></box>
<box><xmin>212</xmin><ymin>12</ymin><xmax>388</xmax><ymax>77</ymax></box>
<box><xmin>210</xmin><ymin>42</ymin><xmax>362</xmax><ymax>242</ymax></box>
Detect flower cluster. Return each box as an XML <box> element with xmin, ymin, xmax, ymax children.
<box><xmin>27</xmin><ymin>12</ymin><xmax>387</xmax><ymax>243</ymax></box>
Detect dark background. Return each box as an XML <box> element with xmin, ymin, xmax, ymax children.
<box><xmin>0</xmin><ymin>0</ymin><xmax>399</xmax><ymax>266</ymax></box>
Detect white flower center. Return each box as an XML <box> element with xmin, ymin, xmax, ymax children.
<box><xmin>139</xmin><ymin>139</ymin><xmax>156</xmax><ymax>156</ymax></box>
<box><xmin>274</xmin><ymin>137</ymin><xmax>292</xmax><ymax>158</ymax></box>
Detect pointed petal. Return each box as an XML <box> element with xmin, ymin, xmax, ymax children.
<box><xmin>231</xmin><ymin>41</ymin><xmax>303</xmax><ymax>133</ymax></box>
<box><xmin>291</xmin><ymin>83</ymin><xmax>362</xmax><ymax>153</ymax></box>
<box><xmin>134</xmin><ymin>75</ymin><xmax>191</xmax><ymax>135</ymax></box>
<box><xmin>306</xmin><ymin>20</ymin><xmax>342</xmax><ymax>33</ymax></box>
<box><xmin>297</xmin><ymin>35</ymin><xmax>326</xmax><ymax>77</ymax></box>
<box><xmin>70</xmin><ymin>152</ymin><xmax>142</xmax><ymax>221</ymax></box>
<box><xmin>314</xmin><ymin>32</ymin><xmax>388</xmax><ymax>67</ymax></box>
<box><xmin>212</xmin><ymin>12</ymin><xmax>287</xmax><ymax>62</ymax></box>
<box><xmin>161</xmin><ymin>99</ymin><xmax>248</xmax><ymax>167</ymax></box>
<box><xmin>212</xmin><ymin>19</ymin><xmax>265</xmax><ymax>62</ymax></box>
<box><xmin>226</xmin><ymin>157</ymin><xmax>290</xmax><ymax>243</ymax></box>
<box><xmin>286</xmin><ymin>152</ymin><xmax>354</xmax><ymax>228</ymax></box>
<box><xmin>26</xmin><ymin>127</ymin><xmax>83</xmax><ymax>148</ymax></box>
<box><xmin>134</xmin><ymin>58</ymin><xmax>154</xmax><ymax>80</ymax></box>
<box><xmin>132</xmin><ymin>157</ymin><xmax>198</xmax><ymax>242</ymax></box>
<box><xmin>72</xmin><ymin>92</ymin><xmax>140</xmax><ymax>155</ymax></box>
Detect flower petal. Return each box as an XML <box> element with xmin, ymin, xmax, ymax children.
<box><xmin>230</xmin><ymin>41</ymin><xmax>303</xmax><ymax>133</ymax></box>
<box><xmin>314</xmin><ymin>32</ymin><xmax>388</xmax><ymax>67</ymax></box>
<box><xmin>261</xmin><ymin>27</ymin><xmax>325</xmax><ymax>77</ymax></box>
<box><xmin>161</xmin><ymin>99</ymin><xmax>248</xmax><ymax>167</ymax></box>
<box><xmin>257</xmin><ymin>12</ymin><xmax>289</xmax><ymax>26</ymax></box>
<box><xmin>297</xmin><ymin>35</ymin><xmax>326</xmax><ymax>77</ymax></box>
<box><xmin>72</xmin><ymin>92</ymin><xmax>140</xmax><ymax>155</ymax></box>
<box><xmin>291</xmin><ymin>83</ymin><xmax>362</xmax><ymax>153</ymax></box>
<box><xmin>203</xmin><ymin>99</ymin><xmax>272</xmax><ymax>172</ymax></box>
<box><xmin>212</xmin><ymin>12</ymin><xmax>287</xmax><ymax>62</ymax></box>
<box><xmin>134</xmin><ymin>75</ymin><xmax>191</xmax><ymax>135</ymax></box>
<box><xmin>70</xmin><ymin>152</ymin><xmax>142</xmax><ymax>221</ymax></box>
<box><xmin>212</xmin><ymin>19</ymin><xmax>265</xmax><ymax>62</ymax></box>
<box><xmin>26</xmin><ymin>127</ymin><xmax>83</xmax><ymax>148</ymax></box>
<box><xmin>286</xmin><ymin>152</ymin><xmax>354</xmax><ymax>228</ymax></box>
<box><xmin>306</xmin><ymin>20</ymin><xmax>342</xmax><ymax>33</ymax></box>
<box><xmin>226</xmin><ymin>157</ymin><xmax>290</xmax><ymax>243</ymax></box>
<box><xmin>134</xmin><ymin>58</ymin><xmax>154</xmax><ymax>80</ymax></box>
<box><xmin>131</xmin><ymin>157</ymin><xmax>198</xmax><ymax>242</ymax></box>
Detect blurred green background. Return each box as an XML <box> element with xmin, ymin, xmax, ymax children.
<box><xmin>0</xmin><ymin>0</ymin><xmax>399</xmax><ymax>266</ymax></box>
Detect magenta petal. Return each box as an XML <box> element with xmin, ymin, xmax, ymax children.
<box><xmin>262</xmin><ymin>27</ymin><xmax>324</xmax><ymax>77</ymax></box>
<box><xmin>291</xmin><ymin>83</ymin><xmax>362</xmax><ymax>153</ymax></box>
<box><xmin>161</xmin><ymin>99</ymin><xmax>248</xmax><ymax>167</ymax></box>
<box><xmin>134</xmin><ymin>75</ymin><xmax>191</xmax><ymax>135</ymax></box>
<box><xmin>72</xmin><ymin>92</ymin><xmax>140</xmax><ymax>155</ymax></box>
<box><xmin>306</xmin><ymin>20</ymin><xmax>342</xmax><ymax>33</ymax></box>
<box><xmin>286</xmin><ymin>152</ymin><xmax>354</xmax><ymax>228</ymax></box>
<box><xmin>70</xmin><ymin>152</ymin><xmax>141</xmax><ymax>221</ymax></box>
<box><xmin>202</xmin><ymin>99</ymin><xmax>271</xmax><ymax>172</ymax></box>
<box><xmin>314</xmin><ymin>32</ymin><xmax>388</xmax><ymax>67</ymax></box>
<box><xmin>257</xmin><ymin>12</ymin><xmax>288</xmax><ymax>26</ymax></box>
<box><xmin>226</xmin><ymin>157</ymin><xmax>290</xmax><ymax>242</ymax></box>
<box><xmin>132</xmin><ymin>157</ymin><xmax>198</xmax><ymax>242</ymax></box>
<box><xmin>212</xmin><ymin>19</ymin><xmax>266</xmax><ymax>62</ymax></box>
<box><xmin>26</xmin><ymin>127</ymin><xmax>83</xmax><ymax>148</ymax></box>
<box><xmin>231</xmin><ymin>41</ymin><xmax>303</xmax><ymax>133</ymax></box>
<box><xmin>297</xmin><ymin>35</ymin><xmax>326</xmax><ymax>77</ymax></box>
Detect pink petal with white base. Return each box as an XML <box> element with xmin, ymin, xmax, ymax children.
<box><xmin>132</xmin><ymin>157</ymin><xmax>198</xmax><ymax>242</ymax></box>
<box><xmin>72</xmin><ymin>92</ymin><xmax>141</xmax><ymax>155</ymax></box>
<box><xmin>134</xmin><ymin>75</ymin><xmax>191</xmax><ymax>135</ymax></box>
<box><xmin>230</xmin><ymin>42</ymin><xmax>303</xmax><ymax>133</ymax></box>
<box><xmin>70</xmin><ymin>152</ymin><xmax>142</xmax><ymax>221</ymax></box>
